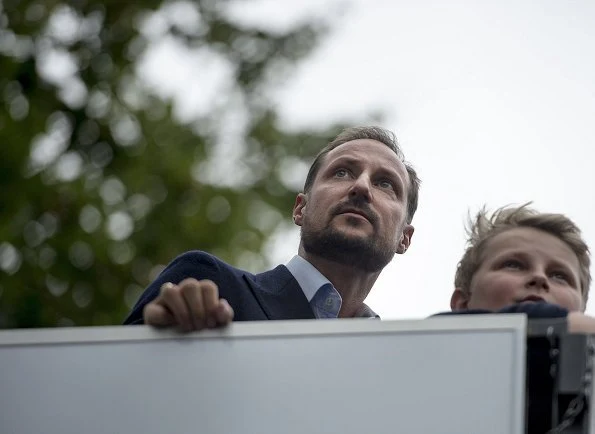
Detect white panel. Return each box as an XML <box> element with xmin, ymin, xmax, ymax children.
<box><xmin>0</xmin><ymin>315</ymin><xmax>526</xmax><ymax>434</ymax></box>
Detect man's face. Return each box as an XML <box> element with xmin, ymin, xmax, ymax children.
<box><xmin>452</xmin><ymin>227</ymin><xmax>583</xmax><ymax>312</ymax></box>
<box><xmin>293</xmin><ymin>139</ymin><xmax>414</xmax><ymax>272</ymax></box>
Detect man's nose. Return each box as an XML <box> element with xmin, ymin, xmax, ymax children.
<box><xmin>348</xmin><ymin>174</ymin><xmax>372</xmax><ymax>202</ymax></box>
<box><xmin>526</xmin><ymin>272</ymin><xmax>550</xmax><ymax>291</ymax></box>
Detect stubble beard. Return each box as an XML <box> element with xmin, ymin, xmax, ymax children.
<box><xmin>300</xmin><ymin>221</ymin><xmax>396</xmax><ymax>273</ymax></box>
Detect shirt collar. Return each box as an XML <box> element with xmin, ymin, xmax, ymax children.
<box><xmin>285</xmin><ymin>255</ymin><xmax>330</xmax><ymax>302</ymax></box>
<box><xmin>285</xmin><ymin>255</ymin><xmax>379</xmax><ymax>318</ymax></box>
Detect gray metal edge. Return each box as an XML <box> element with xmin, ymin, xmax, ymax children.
<box><xmin>0</xmin><ymin>314</ymin><xmax>527</xmax><ymax>346</ymax></box>
<box><xmin>510</xmin><ymin>315</ymin><xmax>528</xmax><ymax>434</ymax></box>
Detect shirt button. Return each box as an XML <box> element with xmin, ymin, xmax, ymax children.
<box><xmin>326</xmin><ymin>298</ymin><xmax>333</xmax><ymax>306</ymax></box>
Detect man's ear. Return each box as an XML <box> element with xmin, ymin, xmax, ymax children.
<box><xmin>450</xmin><ymin>288</ymin><xmax>470</xmax><ymax>311</ymax></box>
<box><xmin>396</xmin><ymin>224</ymin><xmax>414</xmax><ymax>254</ymax></box>
<box><xmin>293</xmin><ymin>193</ymin><xmax>307</xmax><ymax>226</ymax></box>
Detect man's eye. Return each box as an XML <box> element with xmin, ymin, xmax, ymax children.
<box><xmin>377</xmin><ymin>179</ymin><xmax>393</xmax><ymax>189</ymax></box>
<box><xmin>335</xmin><ymin>169</ymin><xmax>348</xmax><ymax>178</ymax></box>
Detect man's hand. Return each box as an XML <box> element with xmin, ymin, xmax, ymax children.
<box><xmin>143</xmin><ymin>278</ymin><xmax>234</xmax><ymax>331</ymax></box>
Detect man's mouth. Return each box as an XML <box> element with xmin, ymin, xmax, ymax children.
<box><xmin>338</xmin><ymin>208</ymin><xmax>371</xmax><ymax>223</ymax></box>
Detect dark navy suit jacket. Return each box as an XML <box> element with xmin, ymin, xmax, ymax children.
<box><xmin>124</xmin><ymin>251</ymin><xmax>315</xmax><ymax>325</ymax></box>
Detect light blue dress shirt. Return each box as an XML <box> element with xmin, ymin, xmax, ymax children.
<box><xmin>285</xmin><ymin>255</ymin><xmax>378</xmax><ymax>319</ymax></box>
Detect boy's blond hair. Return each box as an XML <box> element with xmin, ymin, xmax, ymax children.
<box><xmin>454</xmin><ymin>204</ymin><xmax>591</xmax><ymax>305</ymax></box>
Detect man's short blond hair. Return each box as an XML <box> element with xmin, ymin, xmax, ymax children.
<box><xmin>454</xmin><ymin>204</ymin><xmax>591</xmax><ymax>306</ymax></box>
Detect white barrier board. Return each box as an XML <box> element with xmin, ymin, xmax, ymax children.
<box><xmin>0</xmin><ymin>315</ymin><xmax>526</xmax><ymax>434</ymax></box>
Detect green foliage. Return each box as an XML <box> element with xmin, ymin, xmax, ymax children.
<box><xmin>0</xmin><ymin>0</ymin><xmax>356</xmax><ymax>328</ymax></box>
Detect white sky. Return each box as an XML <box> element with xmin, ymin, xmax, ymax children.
<box><xmin>143</xmin><ymin>0</ymin><xmax>595</xmax><ymax>318</ymax></box>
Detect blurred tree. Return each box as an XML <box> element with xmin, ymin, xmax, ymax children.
<box><xmin>0</xmin><ymin>0</ymin><xmax>371</xmax><ymax>328</ymax></box>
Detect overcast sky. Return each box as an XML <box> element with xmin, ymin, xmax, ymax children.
<box><xmin>143</xmin><ymin>0</ymin><xmax>595</xmax><ymax>318</ymax></box>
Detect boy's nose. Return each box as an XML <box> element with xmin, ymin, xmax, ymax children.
<box><xmin>526</xmin><ymin>272</ymin><xmax>549</xmax><ymax>291</ymax></box>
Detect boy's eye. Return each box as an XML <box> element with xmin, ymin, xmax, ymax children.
<box><xmin>502</xmin><ymin>259</ymin><xmax>523</xmax><ymax>269</ymax></box>
<box><xmin>550</xmin><ymin>271</ymin><xmax>570</xmax><ymax>283</ymax></box>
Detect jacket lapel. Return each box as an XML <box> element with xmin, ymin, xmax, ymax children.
<box><xmin>244</xmin><ymin>265</ymin><xmax>315</xmax><ymax>320</ymax></box>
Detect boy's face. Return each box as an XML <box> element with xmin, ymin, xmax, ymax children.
<box><xmin>451</xmin><ymin>227</ymin><xmax>583</xmax><ymax>312</ymax></box>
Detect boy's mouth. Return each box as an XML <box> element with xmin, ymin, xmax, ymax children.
<box><xmin>516</xmin><ymin>294</ymin><xmax>546</xmax><ymax>303</ymax></box>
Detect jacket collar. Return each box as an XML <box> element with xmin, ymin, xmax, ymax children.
<box><xmin>243</xmin><ymin>265</ymin><xmax>315</xmax><ymax>320</ymax></box>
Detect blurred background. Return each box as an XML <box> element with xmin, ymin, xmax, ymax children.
<box><xmin>1</xmin><ymin>0</ymin><xmax>595</xmax><ymax>328</ymax></box>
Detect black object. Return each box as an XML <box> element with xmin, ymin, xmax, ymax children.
<box><xmin>527</xmin><ymin>319</ymin><xmax>593</xmax><ymax>434</ymax></box>
<box><xmin>434</xmin><ymin>303</ymin><xmax>594</xmax><ymax>433</ymax></box>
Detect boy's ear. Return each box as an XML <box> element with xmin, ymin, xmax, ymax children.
<box><xmin>450</xmin><ymin>288</ymin><xmax>470</xmax><ymax>311</ymax></box>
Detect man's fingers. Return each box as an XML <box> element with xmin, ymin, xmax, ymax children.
<box><xmin>143</xmin><ymin>279</ymin><xmax>232</xmax><ymax>331</ymax></box>
<box><xmin>178</xmin><ymin>278</ymin><xmax>221</xmax><ymax>329</ymax></box>
<box><xmin>143</xmin><ymin>303</ymin><xmax>175</xmax><ymax>327</ymax></box>
<box><xmin>159</xmin><ymin>282</ymin><xmax>193</xmax><ymax>331</ymax></box>
<box><xmin>201</xmin><ymin>280</ymin><xmax>220</xmax><ymax>328</ymax></box>
<box><xmin>214</xmin><ymin>298</ymin><xmax>234</xmax><ymax>325</ymax></box>
<box><xmin>178</xmin><ymin>278</ymin><xmax>206</xmax><ymax>330</ymax></box>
